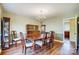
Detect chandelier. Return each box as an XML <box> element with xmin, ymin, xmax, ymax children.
<box><xmin>36</xmin><ymin>9</ymin><xmax>46</xmax><ymax>24</ymax></box>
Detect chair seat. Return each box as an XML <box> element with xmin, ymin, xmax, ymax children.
<box><xmin>25</xmin><ymin>42</ymin><xmax>33</xmax><ymax>47</ymax></box>
<box><xmin>13</xmin><ymin>38</ymin><xmax>21</xmax><ymax>41</ymax></box>
<box><xmin>26</xmin><ymin>39</ymin><xmax>33</xmax><ymax>43</ymax></box>
<box><xmin>46</xmin><ymin>39</ymin><xmax>50</xmax><ymax>43</ymax></box>
<box><xmin>35</xmin><ymin>40</ymin><xmax>43</xmax><ymax>46</ymax></box>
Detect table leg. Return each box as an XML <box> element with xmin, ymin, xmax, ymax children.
<box><xmin>15</xmin><ymin>41</ymin><xmax>17</xmax><ymax>47</ymax></box>
<box><xmin>32</xmin><ymin>41</ymin><xmax>35</xmax><ymax>50</ymax></box>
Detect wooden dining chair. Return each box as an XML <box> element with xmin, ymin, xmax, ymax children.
<box><xmin>11</xmin><ymin>31</ymin><xmax>21</xmax><ymax>47</ymax></box>
<box><xmin>50</xmin><ymin>31</ymin><xmax>55</xmax><ymax>47</ymax></box>
<box><xmin>46</xmin><ymin>31</ymin><xmax>55</xmax><ymax>48</ymax></box>
<box><xmin>41</xmin><ymin>33</ymin><xmax>47</xmax><ymax>45</ymax></box>
<box><xmin>45</xmin><ymin>32</ymin><xmax>51</xmax><ymax>47</ymax></box>
<box><xmin>34</xmin><ymin>33</ymin><xmax>45</xmax><ymax>50</ymax></box>
<box><xmin>19</xmin><ymin>32</ymin><xmax>34</xmax><ymax>54</ymax></box>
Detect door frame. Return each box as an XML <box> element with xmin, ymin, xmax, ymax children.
<box><xmin>63</xmin><ymin>16</ymin><xmax>77</xmax><ymax>49</ymax></box>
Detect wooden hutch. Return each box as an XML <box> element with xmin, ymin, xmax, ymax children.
<box><xmin>26</xmin><ymin>24</ymin><xmax>40</xmax><ymax>38</ymax></box>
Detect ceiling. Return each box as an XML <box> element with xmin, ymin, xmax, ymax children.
<box><xmin>2</xmin><ymin>3</ymin><xmax>79</xmax><ymax>19</ymax></box>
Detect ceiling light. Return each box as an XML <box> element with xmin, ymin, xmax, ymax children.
<box><xmin>36</xmin><ymin>9</ymin><xmax>46</xmax><ymax>24</ymax></box>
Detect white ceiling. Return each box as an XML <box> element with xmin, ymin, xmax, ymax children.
<box><xmin>2</xmin><ymin>3</ymin><xmax>79</xmax><ymax>19</ymax></box>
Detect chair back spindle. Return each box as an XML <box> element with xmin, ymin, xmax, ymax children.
<box><xmin>20</xmin><ymin>32</ymin><xmax>26</xmax><ymax>47</ymax></box>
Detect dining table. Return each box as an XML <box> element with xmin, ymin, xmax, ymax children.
<box><xmin>26</xmin><ymin>36</ymin><xmax>44</xmax><ymax>49</ymax></box>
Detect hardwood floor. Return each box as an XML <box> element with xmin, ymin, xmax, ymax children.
<box><xmin>1</xmin><ymin>39</ymin><xmax>77</xmax><ymax>55</ymax></box>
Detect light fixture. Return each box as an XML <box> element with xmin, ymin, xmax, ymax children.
<box><xmin>35</xmin><ymin>9</ymin><xmax>46</xmax><ymax>32</ymax></box>
<box><xmin>36</xmin><ymin>9</ymin><xmax>46</xmax><ymax>25</ymax></box>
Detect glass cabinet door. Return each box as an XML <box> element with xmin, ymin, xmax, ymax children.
<box><xmin>0</xmin><ymin>19</ymin><xmax>1</xmax><ymax>53</ymax></box>
<box><xmin>3</xmin><ymin>22</ymin><xmax>9</xmax><ymax>48</ymax></box>
<box><xmin>1</xmin><ymin>17</ymin><xmax>10</xmax><ymax>49</ymax></box>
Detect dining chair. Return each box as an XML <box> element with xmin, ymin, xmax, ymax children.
<box><xmin>11</xmin><ymin>31</ymin><xmax>21</xmax><ymax>47</ymax></box>
<box><xmin>34</xmin><ymin>33</ymin><xmax>45</xmax><ymax>50</ymax></box>
<box><xmin>19</xmin><ymin>32</ymin><xmax>34</xmax><ymax>54</ymax></box>
<box><xmin>45</xmin><ymin>32</ymin><xmax>51</xmax><ymax>47</ymax></box>
<box><xmin>46</xmin><ymin>31</ymin><xmax>55</xmax><ymax>48</ymax></box>
<box><xmin>50</xmin><ymin>31</ymin><xmax>55</xmax><ymax>47</ymax></box>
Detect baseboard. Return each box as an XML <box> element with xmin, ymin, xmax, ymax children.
<box><xmin>54</xmin><ymin>39</ymin><xmax>63</xmax><ymax>43</ymax></box>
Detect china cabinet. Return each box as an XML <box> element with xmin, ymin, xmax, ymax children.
<box><xmin>1</xmin><ymin>17</ymin><xmax>10</xmax><ymax>49</ymax></box>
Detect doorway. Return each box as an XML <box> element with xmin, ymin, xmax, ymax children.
<box><xmin>63</xmin><ymin>18</ymin><xmax>77</xmax><ymax>54</ymax></box>
<box><xmin>63</xmin><ymin>21</ymin><xmax>70</xmax><ymax>40</ymax></box>
<box><xmin>63</xmin><ymin>17</ymin><xmax>77</xmax><ymax>52</ymax></box>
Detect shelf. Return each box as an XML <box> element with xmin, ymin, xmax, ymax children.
<box><xmin>26</xmin><ymin>24</ymin><xmax>40</xmax><ymax>38</ymax></box>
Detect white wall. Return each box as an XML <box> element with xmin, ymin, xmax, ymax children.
<box><xmin>0</xmin><ymin>6</ymin><xmax>1</xmax><ymax>19</ymax></box>
<box><xmin>64</xmin><ymin>22</ymin><xmax>70</xmax><ymax>31</ymax></box>
<box><xmin>43</xmin><ymin>17</ymin><xmax>63</xmax><ymax>34</ymax></box>
<box><xmin>3</xmin><ymin>11</ymin><xmax>41</xmax><ymax>35</ymax></box>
